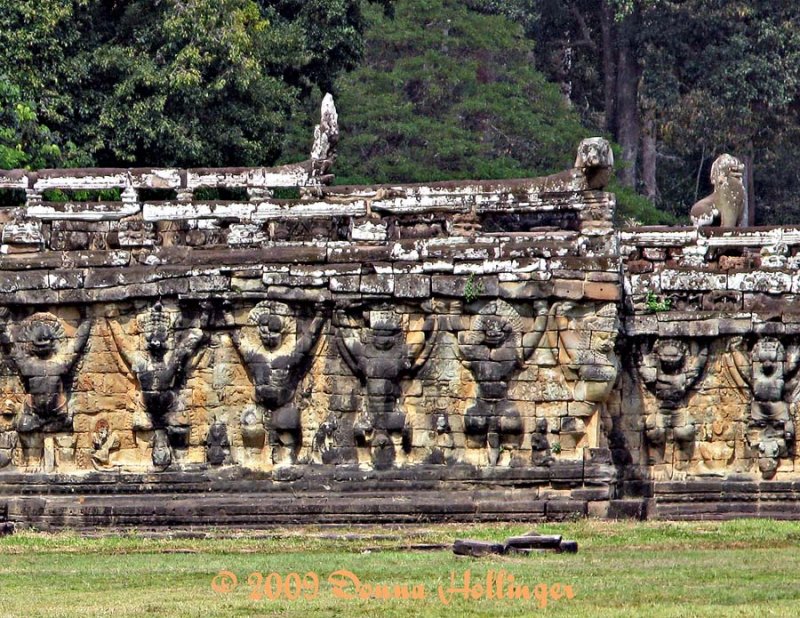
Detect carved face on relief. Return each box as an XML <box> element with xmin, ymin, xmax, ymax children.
<box><xmin>249</xmin><ymin>301</ymin><xmax>293</xmax><ymax>351</ymax></box>
<box><xmin>471</xmin><ymin>300</ymin><xmax>522</xmax><ymax>350</ymax></box>
<box><xmin>94</xmin><ymin>419</ymin><xmax>110</xmax><ymax>441</ymax></box>
<box><xmin>141</xmin><ymin>302</ymin><xmax>171</xmax><ymax>358</ymax></box>
<box><xmin>146</xmin><ymin>326</ymin><xmax>169</xmax><ymax>357</ymax></box>
<box><xmin>29</xmin><ymin>321</ymin><xmax>58</xmax><ymax>358</ymax></box>
<box><xmin>368</xmin><ymin>310</ymin><xmax>402</xmax><ymax>351</ymax></box>
<box><xmin>481</xmin><ymin>316</ymin><xmax>512</xmax><ymax>348</ymax></box>
<box><xmin>591</xmin><ymin>331</ymin><xmax>615</xmax><ymax>356</ymax></box>
<box><xmin>256</xmin><ymin>314</ymin><xmax>285</xmax><ymax>350</ymax></box>
<box><xmin>653</xmin><ymin>339</ymin><xmax>687</xmax><ymax>374</ymax></box>
<box><xmin>752</xmin><ymin>339</ymin><xmax>784</xmax><ymax>377</ymax></box>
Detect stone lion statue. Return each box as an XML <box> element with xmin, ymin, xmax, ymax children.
<box><xmin>575</xmin><ymin>137</ymin><xmax>614</xmax><ymax>190</ymax></box>
<box><xmin>690</xmin><ymin>154</ymin><xmax>746</xmax><ymax>228</ymax></box>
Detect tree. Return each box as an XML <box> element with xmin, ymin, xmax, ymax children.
<box><xmin>475</xmin><ymin>0</ymin><xmax>800</xmax><ymax>223</ymax></box>
<box><xmin>0</xmin><ymin>0</ymin><xmax>391</xmax><ymax>169</ymax></box>
<box><xmin>0</xmin><ymin>77</ymin><xmax>63</xmax><ymax>170</ymax></box>
<box><xmin>0</xmin><ymin>1</ymin><xmax>81</xmax><ymax>170</ymax></box>
<box><xmin>284</xmin><ymin>0</ymin><xmax>588</xmax><ymax>183</ymax></box>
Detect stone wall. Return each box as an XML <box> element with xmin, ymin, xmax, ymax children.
<box><xmin>618</xmin><ymin>226</ymin><xmax>800</xmax><ymax>519</ymax></box>
<box><xmin>1</xmin><ymin>113</ymin><xmax>797</xmax><ymax>526</ymax></box>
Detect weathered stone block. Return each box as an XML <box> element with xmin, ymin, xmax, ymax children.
<box><xmin>453</xmin><ymin>539</ymin><xmax>505</xmax><ymax>557</ymax></box>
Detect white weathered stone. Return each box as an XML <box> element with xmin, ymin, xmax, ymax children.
<box><xmin>25</xmin><ymin>201</ymin><xmax>141</xmax><ymax>221</ymax></box>
<box><xmin>660</xmin><ymin>269</ymin><xmax>727</xmax><ymax>291</ymax></box>
<box><xmin>729</xmin><ymin>271</ymin><xmax>792</xmax><ymax>293</ymax></box>
<box><xmin>226</xmin><ymin>224</ymin><xmax>268</xmax><ymax>245</ymax></box>
<box><xmin>351</xmin><ymin>220</ymin><xmax>387</xmax><ymax>241</ymax></box>
<box><xmin>1</xmin><ymin>220</ymin><xmax>43</xmax><ymax>245</ymax></box>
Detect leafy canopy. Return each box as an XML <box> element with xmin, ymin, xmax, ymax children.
<box><xmin>0</xmin><ymin>0</ymin><xmax>390</xmax><ymax>169</ymax></box>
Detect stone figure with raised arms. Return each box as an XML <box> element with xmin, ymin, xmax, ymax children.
<box><xmin>228</xmin><ymin>300</ymin><xmax>326</xmax><ymax>466</ymax></box>
<box><xmin>456</xmin><ymin>299</ymin><xmax>549</xmax><ymax>466</ymax></box>
<box><xmin>335</xmin><ymin>304</ymin><xmax>438</xmax><ymax>469</ymax></box>
<box><xmin>728</xmin><ymin>336</ymin><xmax>799</xmax><ymax>479</ymax></box>
<box><xmin>637</xmin><ymin>337</ymin><xmax>709</xmax><ymax>471</ymax></box>
<box><xmin>108</xmin><ymin>301</ymin><xmax>209</xmax><ymax>467</ymax></box>
<box><xmin>0</xmin><ymin>308</ymin><xmax>92</xmax><ymax>435</ymax></box>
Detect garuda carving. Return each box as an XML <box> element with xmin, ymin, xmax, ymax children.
<box><xmin>728</xmin><ymin>336</ymin><xmax>799</xmax><ymax>479</ymax></box>
<box><xmin>0</xmin><ymin>308</ymin><xmax>92</xmax><ymax>435</ymax></box>
<box><xmin>335</xmin><ymin>304</ymin><xmax>438</xmax><ymax>469</ymax></box>
<box><xmin>228</xmin><ymin>300</ymin><xmax>326</xmax><ymax>466</ymax></box>
<box><xmin>456</xmin><ymin>299</ymin><xmax>548</xmax><ymax>466</ymax></box>
<box><xmin>206</xmin><ymin>418</ymin><xmax>231</xmax><ymax>466</ymax></box>
<box><xmin>637</xmin><ymin>338</ymin><xmax>709</xmax><ymax>469</ymax></box>
<box><xmin>546</xmin><ymin>302</ymin><xmax>619</xmax><ymax>450</ymax></box>
<box><xmin>109</xmin><ymin>301</ymin><xmax>208</xmax><ymax>467</ymax></box>
<box><xmin>0</xmin><ymin>428</ymin><xmax>17</xmax><ymax>469</ymax></box>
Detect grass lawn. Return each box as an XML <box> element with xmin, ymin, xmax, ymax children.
<box><xmin>1</xmin><ymin>519</ymin><xmax>800</xmax><ymax>617</ymax></box>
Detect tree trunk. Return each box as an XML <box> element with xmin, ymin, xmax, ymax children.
<box><xmin>641</xmin><ymin>104</ymin><xmax>657</xmax><ymax>200</ymax></box>
<box><xmin>615</xmin><ymin>15</ymin><xmax>640</xmax><ymax>188</ymax></box>
<box><xmin>743</xmin><ymin>147</ymin><xmax>756</xmax><ymax>226</ymax></box>
<box><xmin>601</xmin><ymin>1</ymin><xmax>616</xmax><ymax>133</ymax></box>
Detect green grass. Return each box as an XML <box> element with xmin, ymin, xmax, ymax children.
<box><xmin>2</xmin><ymin>520</ymin><xmax>800</xmax><ymax>616</ymax></box>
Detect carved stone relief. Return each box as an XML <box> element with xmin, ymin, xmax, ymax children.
<box><xmin>727</xmin><ymin>336</ymin><xmax>799</xmax><ymax>479</ymax></box>
<box><xmin>334</xmin><ymin>304</ymin><xmax>438</xmax><ymax>469</ymax></box>
<box><xmin>455</xmin><ymin>299</ymin><xmax>548</xmax><ymax>466</ymax></box>
<box><xmin>637</xmin><ymin>337</ymin><xmax>709</xmax><ymax>477</ymax></box>
<box><xmin>206</xmin><ymin>418</ymin><xmax>231</xmax><ymax>466</ymax></box>
<box><xmin>91</xmin><ymin>418</ymin><xmax>120</xmax><ymax>469</ymax></box>
<box><xmin>546</xmin><ymin>302</ymin><xmax>620</xmax><ymax>453</ymax></box>
<box><xmin>108</xmin><ymin>301</ymin><xmax>208</xmax><ymax>467</ymax></box>
<box><xmin>228</xmin><ymin>300</ymin><xmax>326</xmax><ymax>466</ymax></box>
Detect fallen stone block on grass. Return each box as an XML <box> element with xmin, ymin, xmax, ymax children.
<box><xmin>505</xmin><ymin>534</ymin><xmax>563</xmax><ymax>550</ymax></box>
<box><xmin>453</xmin><ymin>539</ymin><xmax>505</xmax><ymax>557</ymax></box>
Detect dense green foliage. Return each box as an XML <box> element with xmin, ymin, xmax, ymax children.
<box><xmin>469</xmin><ymin>0</ymin><xmax>800</xmax><ymax>224</ymax></box>
<box><xmin>284</xmin><ymin>0</ymin><xmax>588</xmax><ymax>184</ymax></box>
<box><xmin>282</xmin><ymin>0</ymin><xmax>670</xmax><ymax>223</ymax></box>
<box><xmin>0</xmin><ymin>0</ymin><xmax>389</xmax><ymax>168</ymax></box>
<box><xmin>0</xmin><ymin>77</ymin><xmax>62</xmax><ymax>170</ymax></box>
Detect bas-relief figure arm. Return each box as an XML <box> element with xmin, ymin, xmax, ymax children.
<box><xmin>296</xmin><ymin>312</ymin><xmax>327</xmax><ymax>358</ymax></box>
<box><xmin>636</xmin><ymin>341</ymin><xmax>659</xmax><ymax>398</ymax></box>
<box><xmin>108</xmin><ymin>318</ymin><xmax>138</xmax><ymax>370</ymax></box>
<box><xmin>411</xmin><ymin>315</ymin><xmax>440</xmax><ymax>374</ymax></box>
<box><xmin>783</xmin><ymin>343</ymin><xmax>800</xmax><ymax>402</ymax></box>
<box><xmin>0</xmin><ymin>310</ymin><xmax>24</xmax><ymax>372</ymax></box>
<box><xmin>0</xmin><ymin>307</ymin><xmax>12</xmax><ymax>349</ymax></box>
<box><xmin>225</xmin><ymin>309</ymin><xmax>248</xmax><ymax>356</ymax></box>
<box><xmin>176</xmin><ymin>326</ymin><xmax>206</xmax><ymax>369</ymax></box>
<box><xmin>64</xmin><ymin>318</ymin><xmax>93</xmax><ymax>373</ymax></box>
<box><xmin>335</xmin><ymin>328</ymin><xmax>362</xmax><ymax>377</ymax></box>
<box><xmin>684</xmin><ymin>343</ymin><xmax>710</xmax><ymax>389</ymax></box>
<box><xmin>228</xmin><ymin>325</ymin><xmax>265</xmax><ymax>368</ymax></box>
<box><xmin>521</xmin><ymin>301</ymin><xmax>550</xmax><ymax>362</ymax></box>
<box><xmin>727</xmin><ymin>336</ymin><xmax>752</xmax><ymax>390</ymax></box>
<box><xmin>333</xmin><ymin>311</ymin><xmax>362</xmax><ymax>377</ymax></box>
<box><xmin>545</xmin><ymin>302</ymin><xmax>579</xmax><ymax>368</ymax></box>
<box><xmin>637</xmin><ymin>342</ymin><xmax>656</xmax><ymax>382</ymax></box>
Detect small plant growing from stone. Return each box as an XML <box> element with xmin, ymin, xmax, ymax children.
<box><xmin>551</xmin><ymin>442</ymin><xmax>562</xmax><ymax>454</ymax></box>
<box><xmin>645</xmin><ymin>291</ymin><xmax>672</xmax><ymax>313</ymax></box>
<box><xmin>463</xmin><ymin>273</ymin><xmax>484</xmax><ymax>303</ymax></box>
